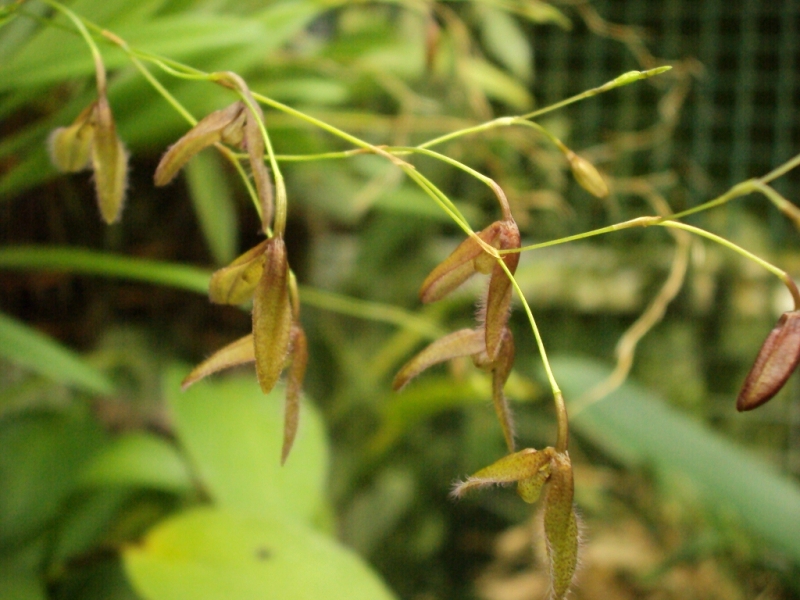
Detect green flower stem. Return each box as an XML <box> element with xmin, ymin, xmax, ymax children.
<box><xmin>0</xmin><ymin>246</ymin><xmax>442</xmax><ymax>337</ymax></box>
<box><xmin>496</xmin><ymin>258</ymin><xmax>568</xmax><ymax>453</ymax></box>
<box><xmin>42</xmin><ymin>1</ymin><xmax>106</xmax><ymax>92</ymax></box>
<box><xmin>656</xmin><ymin>221</ymin><xmax>800</xmax><ymax>309</ymax></box>
<box><xmin>417</xmin><ymin>67</ymin><xmax>672</xmax><ymax>150</ymax></box>
<box><xmin>392</xmin><ymin>146</ymin><xmax>512</xmax><ymax>221</ymax></box>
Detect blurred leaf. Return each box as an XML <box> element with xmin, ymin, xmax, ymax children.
<box><xmin>0</xmin><ymin>311</ymin><xmax>114</xmax><ymax>395</ymax></box>
<box><xmin>124</xmin><ymin>507</ymin><xmax>396</xmax><ymax>600</ymax></box>
<box><xmin>50</xmin><ymin>488</ymin><xmax>133</xmax><ymax>565</ymax></box>
<box><xmin>371</xmin><ymin>376</ymin><xmax>487</xmax><ymax>455</ymax></box>
<box><xmin>185</xmin><ymin>151</ymin><xmax>239</xmax><ymax>266</ymax></box>
<box><xmin>460</xmin><ymin>57</ymin><xmax>533</xmax><ymax>110</ymax></box>
<box><xmin>265</xmin><ymin>78</ymin><xmax>350</xmax><ymax>106</ymax></box>
<box><xmin>478</xmin><ymin>6</ymin><xmax>532</xmax><ymax>82</ymax></box>
<box><xmin>79</xmin><ymin>432</ymin><xmax>194</xmax><ymax>494</ymax></box>
<box><xmin>553</xmin><ymin>356</ymin><xmax>800</xmax><ymax>564</ymax></box>
<box><xmin>0</xmin><ymin>408</ymin><xmax>106</xmax><ymax>545</ymax></box>
<box><xmin>164</xmin><ymin>367</ymin><xmax>329</xmax><ymax>523</ymax></box>
<box><xmin>515</xmin><ymin>1</ymin><xmax>571</xmax><ymax>29</ymax></box>
<box><xmin>0</xmin><ymin>570</ymin><xmax>46</xmax><ymax>600</ymax></box>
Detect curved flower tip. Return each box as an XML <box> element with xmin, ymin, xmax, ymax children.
<box><xmin>737</xmin><ymin>310</ymin><xmax>800</xmax><ymax>411</ymax></box>
<box><xmin>181</xmin><ymin>334</ymin><xmax>255</xmax><ymax>390</ymax></box>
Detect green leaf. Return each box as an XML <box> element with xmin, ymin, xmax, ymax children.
<box><xmin>185</xmin><ymin>151</ymin><xmax>239</xmax><ymax>266</ymax></box>
<box><xmin>478</xmin><ymin>6</ymin><xmax>532</xmax><ymax>82</ymax></box>
<box><xmin>123</xmin><ymin>507</ymin><xmax>396</xmax><ymax>600</ymax></box>
<box><xmin>79</xmin><ymin>432</ymin><xmax>194</xmax><ymax>494</ymax></box>
<box><xmin>164</xmin><ymin>367</ymin><xmax>328</xmax><ymax>523</ymax></box>
<box><xmin>0</xmin><ymin>409</ymin><xmax>106</xmax><ymax>545</ymax></box>
<box><xmin>553</xmin><ymin>355</ymin><xmax>800</xmax><ymax>564</ymax></box>
<box><xmin>0</xmin><ymin>310</ymin><xmax>114</xmax><ymax>395</ymax></box>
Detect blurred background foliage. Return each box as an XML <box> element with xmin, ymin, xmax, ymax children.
<box><xmin>1</xmin><ymin>0</ymin><xmax>800</xmax><ymax>599</ymax></box>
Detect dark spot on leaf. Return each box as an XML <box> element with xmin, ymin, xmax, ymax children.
<box><xmin>255</xmin><ymin>546</ymin><xmax>271</xmax><ymax>561</ymax></box>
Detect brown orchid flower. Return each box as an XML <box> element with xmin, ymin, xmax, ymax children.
<box><xmin>452</xmin><ymin>448</ymin><xmax>580</xmax><ymax>600</ymax></box>
<box><xmin>737</xmin><ymin>310</ymin><xmax>800</xmax><ymax>411</ymax></box>
<box><xmin>393</xmin><ymin>326</ymin><xmax>517</xmax><ymax>452</ymax></box>
<box><xmin>181</xmin><ymin>236</ymin><xmax>307</xmax><ymax>463</ymax></box>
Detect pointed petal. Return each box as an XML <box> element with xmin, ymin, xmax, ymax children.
<box><xmin>450</xmin><ymin>447</ymin><xmax>554</xmax><ymax>498</ymax></box>
<box><xmin>281</xmin><ymin>325</ymin><xmax>308</xmax><ymax>464</ymax></box>
<box><xmin>243</xmin><ymin>103</ymin><xmax>273</xmax><ymax>232</ymax></box>
<box><xmin>544</xmin><ymin>452</ymin><xmax>579</xmax><ymax>600</ymax></box>
<box><xmin>181</xmin><ymin>334</ymin><xmax>255</xmax><ymax>389</ymax></box>
<box><xmin>91</xmin><ymin>96</ymin><xmax>128</xmax><ymax>224</ymax></box>
<box><xmin>490</xmin><ymin>328</ymin><xmax>516</xmax><ymax>453</ymax></box>
<box><xmin>252</xmin><ymin>237</ymin><xmax>292</xmax><ymax>394</ymax></box>
<box><xmin>208</xmin><ymin>240</ymin><xmax>270</xmax><ymax>305</ymax></box>
<box><xmin>393</xmin><ymin>328</ymin><xmax>484</xmax><ymax>390</ymax></box>
<box><xmin>737</xmin><ymin>310</ymin><xmax>800</xmax><ymax>411</ymax></box>
<box><xmin>484</xmin><ymin>220</ymin><xmax>520</xmax><ymax>358</ymax></box>
<box><xmin>154</xmin><ymin>102</ymin><xmax>246</xmax><ymax>186</ymax></box>
<box><xmin>419</xmin><ymin>222</ymin><xmax>503</xmax><ymax>303</ymax></box>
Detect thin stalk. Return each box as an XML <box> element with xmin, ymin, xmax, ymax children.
<box><xmin>42</xmin><ymin>1</ymin><xmax>105</xmax><ymax>92</ymax></box>
<box><xmin>496</xmin><ymin>258</ymin><xmax>568</xmax><ymax>452</ymax></box>
<box><xmin>657</xmin><ymin>221</ymin><xmax>800</xmax><ymax>309</ymax></box>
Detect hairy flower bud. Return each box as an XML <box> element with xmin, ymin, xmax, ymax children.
<box><xmin>48</xmin><ymin>104</ymin><xmax>96</xmax><ymax>173</ymax></box>
<box><xmin>543</xmin><ymin>452</ymin><xmax>579</xmax><ymax>600</ymax></box>
<box><xmin>253</xmin><ymin>236</ymin><xmax>293</xmax><ymax>395</ymax></box>
<box><xmin>419</xmin><ymin>221</ymin><xmax>504</xmax><ymax>303</ymax></box>
<box><xmin>154</xmin><ymin>102</ymin><xmax>246</xmax><ymax>186</ymax></box>
<box><xmin>565</xmin><ymin>149</ymin><xmax>608</xmax><ymax>199</ymax></box>
<box><xmin>90</xmin><ymin>95</ymin><xmax>128</xmax><ymax>224</ymax></box>
<box><xmin>483</xmin><ymin>219</ymin><xmax>520</xmax><ymax>359</ymax></box>
<box><xmin>737</xmin><ymin>310</ymin><xmax>800</xmax><ymax>411</ymax></box>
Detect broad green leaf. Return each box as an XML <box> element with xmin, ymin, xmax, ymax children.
<box><xmin>478</xmin><ymin>6</ymin><xmax>532</xmax><ymax>82</ymax></box>
<box><xmin>184</xmin><ymin>149</ymin><xmax>239</xmax><ymax>266</ymax></box>
<box><xmin>124</xmin><ymin>507</ymin><xmax>396</xmax><ymax>600</ymax></box>
<box><xmin>0</xmin><ymin>311</ymin><xmax>114</xmax><ymax>395</ymax></box>
<box><xmin>0</xmin><ymin>409</ymin><xmax>105</xmax><ymax>545</ymax></box>
<box><xmin>165</xmin><ymin>367</ymin><xmax>328</xmax><ymax>523</ymax></box>
<box><xmin>553</xmin><ymin>356</ymin><xmax>800</xmax><ymax>564</ymax></box>
<box><xmin>79</xmin><ymin>432</ymin><xmax>193</xmax><ymax>494</ymax></box>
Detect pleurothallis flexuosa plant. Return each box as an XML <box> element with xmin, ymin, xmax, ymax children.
<box><xmin>36</xmin><ymin>2</ymin><xmax>800</xmax><ymax>596</ymax></box>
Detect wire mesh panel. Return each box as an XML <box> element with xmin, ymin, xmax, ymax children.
<box><xmin>532</xmin><ymin>0</ymin><xmax>800</xmax><ymax>206</ymax></box>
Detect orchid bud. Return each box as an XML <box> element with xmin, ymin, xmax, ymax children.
<box><xmin>565</xmin><ymin>149</ymin><xmax>608</xmax><ymax>199</ymax></box>
<box><xmin>281</xmin><ymin>324</ymin><xmax>308</xmax><ymax>464</ymax></box>
<box><xmin>91</xmin><ymin>95</ymin><xmax>128</xmax><ymax>224</ymax></box>
<box><xmin>208</xmin><ymin>240</ymin><xmax>270</xmax><ymax>305</ymax></box>
<box><xmin>483</xmin><ymin>219</ymin><xmax>520</xmax><ymax>359</ymax></box>
<box><xmin>419</xmin><ymin>221</ymin><xmax>504</xmax><ymax>303</ymax></box>
<box><xmin>543</xmin><ymin>452</ymin><xmax>579</xmax><ymax>600</ymax></box>
<box><xmin>392</xmin><ymin>328</ymin><xmax>485</xmax><ymax>391</ymax></box>
<box><xmin>154</xmin><ymin>102</ymin><xmax>246</xmax><ymax>186</ymax></box>
<box><xmin>737</xmin><ymin>310</ymin><xmax>800</xmax><ymax>411</ymax></box>
<box><xmin>242</xmin><ymin>100</ymin><xmax>273</xmax><ymax>232</ymax></box>
<box><xmin>181</xmin><ymin>334</ymin><xmax>256</xmax><ymax>390</ymax></box>
<box><xmin>450</xmin><ymin>447</ymin><xmax>554</xmax><ymax>499</ymax></box>
<box><xmin>48</xmin><ymin>104</ymin><xmax>96</xmax><ymax>173</ymax></box>
<box><xmin>253</xmin><ymin>236</ymin><xmax>293</xmax><ymax>395</ymax></box>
